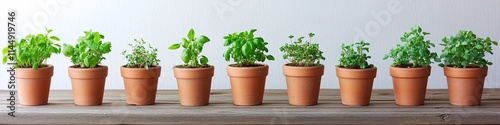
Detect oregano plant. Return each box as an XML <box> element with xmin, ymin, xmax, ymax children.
<box><xmin>383</xmin><ymin>25</ymin><xmax>440</xmax><ymax>68</ymax></box>
<box><xmin>439</xmin><ymin>30</ymin><xmax>498</xmax><ymax>68</ymax></box>
<box><xmin>280</xmin><ymin>33</ymin><xmax>325</xmax><ymax>67</ymax></box>
<box><xmin>222</xmin><ymin>29</ymin><xmax>274</xmax><ymax>67</ymax></box>
<box><xmin>168</xmin><ymin>29</ymin><xmax>211</xmax><ymax>68</ymax></box>
<box><xmin>63</xmin><ymin>29</ymin><xmax>112</xmax><ymax>68</ymax></box>
<box><xmin>122</xmin><ymin>38</ymin><xmax>160</xmax><ymax>69</ymax></box>
<box><xmin>338</xmin><ymin>41</ymin><xmax>373</xmax><ymax>69</ymax></box>
<box><xmin>1</xmin><ymin>27</ymin><xmax>61</xmax><ymax>69</ymax></box>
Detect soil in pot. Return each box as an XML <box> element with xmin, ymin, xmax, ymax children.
<box><xmin>336</xmin><ymin>67</ymin><xmax>377</xmax><ymax>106</ymax></box>
<box><xmin>390</xmin><ymin>66</ymin><xmax>430</xmax><ymax>106</ymax></box>
<box><xmin>121</xmin><ymin>66</ymin><xmax>161</xmax><ymax>106</ymax></box>
<box><xmin>283</xmin><ymin>64</ymin><xmax>324</xmax><ymax>106</ymax></box>
<box><xmin>174</xmin><ymin>66</ymin><xmax>214</xmax><ymax>106</ymax></box>
<box><xmin>69</xmin><ymin>65</ymin><xmax>108</xmax><ymax>106</ymax></box>
<box><xmin>227</xmin><ymin>64</ymin><xmax>268</xmax><ymax>106</ymax></box>
<box><xmin>444</xmin><ymin>66</ymin><xmax>487</xmax><ymax>106</ymax></box>
<box><xmin>16</xmin><ymin>64</ymin><xmax>54</xmax><ymax>106</ymax></box>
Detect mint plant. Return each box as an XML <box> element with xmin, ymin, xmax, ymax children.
<box><xmin>123</xmin><ymin>38</ymin><xmax>160</xmax><ymax>69</ymax></box>
<box><xmin>1</xmin><ymin>27</ymin><xmax>61</xmax><ymax>69</ymax></box>
<box><xmin>222</xmin><ymin>29</ymin><xmax>274</xmax><ymax>67</ymax></box>
<box><xmin>168</xmin><ymin>29</ymin><xmax>211</xmax><ymax>68</ymax></box>
<box><xmin>383</xmin><ymin>26</ymin><xmax>440</xmax><ymax>68</ymax></box>
<box><xmin>63</xmin><ymin>30</ymin><xmax>111</xmax><ymax>68</ymax></box>
<box><xmin>338</xmin><ymin>41</ymin><xmax>373</xmax><ymax>69</ymax></box>
<box><xmin>439</xmin><ymin>30</ymin><xmax>498</xmax><ymax>68</ymax></box>
<box><xmin>280</xmin><ymin>33</ymin><xmax>325</xmax><ymax>67</ymax></box>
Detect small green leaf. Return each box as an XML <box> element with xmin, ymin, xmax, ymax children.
<box><xmin>223</xmin><ymin>40</ymin><xmax>232</xmax><ymax>46</ymax></box>
<box><xmin>169</xmin><ymin>44</ymin><xmax>181</xmax><ymax>50</ymax></box>
<box><xmin>2</xmin><ymin>56</ymin><xmax>7</xmax><ymax>64</ymax></box>
<box><xmin>187</xmin><ymin>29</ymin><xmax>195</xmax><ymax>40</ymax></box>
<box><xmin>223</xmin><ymin>51</ymin><xmax>230</xmax><ymax>61</ymax></box>
<box><xmin>62</xmin><ymin>44</ymin><xmax>74</xmax><ymax>57</ymax></box>
<box><xmin>101</xmin><ymin>42</ymin><xmax>112</xmax><ymax>53</ymax></box>
<box><xmin>242</xmin><ymin>42</ymin><xmax>251</xmax><ymax>57</ymax></box>
<box><xmin>195</xmin><ymin>35</ymin><xmax>210</xmax><ymax>44</ymax></box>
<box><xmin>2</xmin><ymin>47</ymin><xmax>8</xmax><ymax>55</ymax></box>
<box><xmin>93</xmin><ymin>32</ymin><xmax>101</xmax><ymax>42</ymax></box>
<box><xmin>45</xmin><ymin>27</ymin><xmax>53</xmax><ymax>33</ymax></box>
<box><xmin>200</xmin><ymin>55</ymin><xmax>208</xmax><ymax>64</ymax></box>
<box><xmin>266</xmin><ymin>55</ymin><xmax>275</xmax><ymax>60</ymax></box>
<box><xmin>50</xmin><ymin>36</ymin><xmax>60</xmax><ymax>41</ymax></box>
<box><xmin>181</xmin><ymin>49</ymin><xmax>191</xmax><ymax>63</ymax></box>
<box><xmin>475</xmin><ymin>44</ymin><xmax>483</xmax><ymax>49</ymax></box>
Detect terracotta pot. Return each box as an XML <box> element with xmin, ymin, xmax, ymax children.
<box><xmin>283</xmin><ymin>64</ymin><xmax>324</xmax><ymax>106</ymax></box>
<box><xmin>68</xmin><ymin>65</ymin><xmax>108</xmax><ymax>106</ymax></box>
<box><xmin>173</xmin><ymin>66</ymin><xmax>214</xmax><ymax>106</ymax></box>
<box><xmin>444</xmin><ymin>66</ymin><xmax>487</xmax><ymax>106</ymax></box>
<box><xmin>121</xmin><ymin>66</ymin><xmax>161</xmax><ymax>106</ymax></box>
<box><xmin>227</xmin><ymin>64</ymin><xmax>268</xmax><ymax>106</ymax></box>
<box><xmin>336</xmin><ymin>67</ymin><xmax>377</xmax><ymax>106</ymax></box>
<box><xmin>390</xmin><ymin>66</ymin><xmax>430</xmax><ymax>106</ymax></box>
<box><xmin>16</xmin><ymin>64</ymin><xmax>54</xmax><ymax>106</ymax></box>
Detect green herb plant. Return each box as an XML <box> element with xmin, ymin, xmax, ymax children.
<box><xmin>168</xmin><ymin>29</ymin><xmax>211</xmax><ymax>68</ymax></box>
<box><xmin>439</xmin><ymin>30</ymin><xmax>498</xmax><ymax>68</ymax></box>
<box><xmin>338</xmin><ymin>41</ymin><xmax>372</xmax><ymax>69</ymax></box>
<box><xmin>222</xmin><ymin>29</ymin><xmax>274</xmax><ymax>67</ymax></box>
<box><xmin>280</xmin><ymin>33</ymin><xmax>325</xmax><ymax>67</ymax></box>
<box><xmin>62</xmin><ymin>30</ymin><xmax>111</xmax><ymax>68</ymax></box>
<box><xmin>2</xmin><ymin>27</ymin><xmax>61</xmax><ymax>69</ymax></box>
<box><xmin>383</xmin><ymin>25</ymin><xmax>440</xmax><ymax>68</ymax></box>
<box><xmin>123</xmin><ymin>38</ymin><xmax>160</xmax><ymax>69</ymax></box>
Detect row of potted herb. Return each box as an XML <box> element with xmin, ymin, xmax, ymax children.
<box><xmin>2</xmin><ymin>26</ymin><xmax>497</xmax><ymax>107</ymax></box>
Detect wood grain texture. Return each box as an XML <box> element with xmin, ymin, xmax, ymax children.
<box><xmin>1</xmin><ymin>89</ymin><xmax>500</xmax><ymax>124</ymax></box>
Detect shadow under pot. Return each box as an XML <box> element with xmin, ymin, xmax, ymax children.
<box><xmin>68</xmin><ymin>65</ymin><xmax>108</xmax><ymax>106</ymax></box>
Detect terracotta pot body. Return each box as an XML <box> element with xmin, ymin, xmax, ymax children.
<box><xmin>173</xmin><ymin>66</ymin><xmax>214</xmax><ymax>106</ymax></box>
<box><xmin>283</xmin><ymin>64</ymin><xmax>324</xmax><ymax>106</ymax></box>
<box><xmin>227</xmin><ymin>64</ymin><xmax>268</xmax><ymax>106</ymax></box>
<box><xmin>121</xmin><ymin>66</ymin><xmax>161</xmax><ymax>105</ymax></box>
<box><xmin>68</xmin><ymin>65</ymin><xmax>108</xmax><ymax>106</ymax></box>
<box><xmin>16</xmin><ymin>64</ymin><xmax>54</xmax><ymax>106</ymax></box>
<box><xmin>444</xmin><ymin>66</ymin><xmax>487</xmax><ymax>106</ymax></box>
<box><xmin>336</xmin><ymin>67</ymin><xmax>377</xmax><ymax>106</ymax></box>
<box><xmin>390</xmin><ymin>66</ymin><xmax>430</xmax><ymax>106</ymax></box>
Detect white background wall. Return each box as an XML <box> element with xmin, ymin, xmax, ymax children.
<box><xmin>1</xmin><ymin>0</ymin><xmax>499</xmax><ymax>90</ymax></box>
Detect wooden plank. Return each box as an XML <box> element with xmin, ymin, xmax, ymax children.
<box><xmin>0</xmin><ymin>89</ymin><xmax>499</xmax><ymax>124</ymax></box>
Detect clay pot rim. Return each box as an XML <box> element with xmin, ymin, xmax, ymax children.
<box><xmin>443</xmin><ymin>65</ymin><xmax>487</xmax><ymax>70</ymax></box>
<box><xmin>121</xmin><ymin>65</ymin><xmax>161</xmax><ymax>70</ymax></box>
<box><xmin>336</xmin><ymin>66</ymin><xmax>377</xmax><ymax>78</ymax></box>
<box><xmin>389</xmin><ymin>65</ymin><xmax>430</xmax><ymax>70</ymax></box>
<box><xmin>283</xmin><ymin>63</ymin><xmax>324</xmax><ymax>68</ymax></box>
<box><xmin>336</xmin><ymin>66</ymin><xmax>377</xmax><ymax>70</ymax></box>
<box><xmin>443</xmin><ymin>66</ymin><xmax>488</xmax><ymax>78</ymax></box>
<box><xmin>15</xmin><ymin>64</ymin><xmax>54</xmax><ymax>70</ymax></box>
<box><xmin>68</xmin><ymin>65</ymin><xmax>108</xmax><ymax>70</ymax></box>
<box><xmin>173</xmin><ymin>65</ymin><xmax>214</xmax><ymax>70</ymax></box>
<box><xmin>226</xmin><ymin>63</ymin><xmax>268</xmax><ymax>68</ymax></box>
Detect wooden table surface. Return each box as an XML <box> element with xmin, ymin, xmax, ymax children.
<box><xmin>1</xmin><ymin>89</ymin><xmax>500</xmax><ymax>124</ymax></box>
